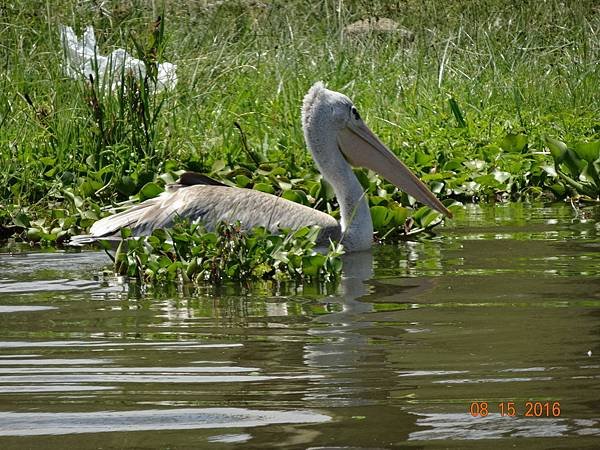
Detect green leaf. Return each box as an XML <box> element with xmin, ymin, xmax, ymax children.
<box><xmin>464</xmin><ymin>159</ymin><xmax>486</xmax><ymax>171</ymax></box>
<box><xmin>79</xmin><ymin>178</ymin><xmax>103</xmax><ymax>197</ymax></box>
<box><xmin>573</xmin><ymin>141</ymin><xmax>600</xmax><ymax>164</ymax></box>
<box><xmin>580</xmin><ymin>162</ymin><xmax>600</xmax><ymax>190</ymax></box>
<box><xmin>320</xmin><ymin>178</ymin><xmax>336</xmax><ymax>200</ymax></box>
<box><xmin>448</xmin><ymin>96</ymin><xmax>466</xmax><ymax>128</ymax></box>
<box><xmin>493</xmin><ymin>170</ymin><xmax>511</xmax><ymax>184</ymax></box>
<box><xmin>116</xmin><ymin>176</ymin><xmax>137</xmax><ymax>196</ymax></box>
<box><xmin>151</xmin><ymin>228</ymin><xmax>169</xmax><ymax>242</ymax></box>
<box><xmin>235</xmin><ymin>174</ymin><xmax>252</xmax><ymax>188</ymax></box>
<box><xmin>13</xmin><ymin>212</ymin><xmax>30</xmax><ymax>228</ymax></box>
<box><xmin>545</xmin><ymin>136</ymin><xmax>567</xmax><ymax>163</ymax></box>
<box><xmin>302</xmin><ymin>254</ymin><xmax>327</xmax><ymax>276</ymax></box>
<box><xmin>39</xmin><ymin>156</ymin><xmax>55</xmax><ymax>166</ymax></box>
<box><xmin>26</xmin><ymin>227</ymin><xmax>42</xmax><ymax>242</ymax></box>
<box><xmin>413</xmin><ymin>207</ymin><xmax>440</xmax><ymax>228</ymax></box>
<box><xmin>563</xmin><ymin>149</ymin><xmax>586</xmax><ymax>178</ymax></box>
<box><xmin>282</xmin><ymin>189</ymin><xmax>309</xmax><ymax>205</ymax></box>
<box><xmin>138</xmin><ymin>182</ymin><xmax>164</xmax><ymax>201</ymax></box>
<box><xmin>389</xmin><ymin>204</ymin><xmax>409</xmax><ymax>227</ymax></box>
<box><xmin>370</xmin><ymin>205</ymin><xmax>390</xmax><ymax>229</ymax></box>
<box><xmin>211</xmin><ymin>159</ymin><xmax>226</xmax><ymax>173</ymax></box>
<box><xmin>500</xmin><ymin>133</ymin><xmax>528</xmax><ymax>153</ymax></box>
<box><xmin>63</xmin><ymin>189</ymin><xmax>84</xmax><ymax>208</ymax></box>
<box><xmin>253</xmin><ymin>182</ymin><xmax>275</xmax><ymax>194</ymax></box>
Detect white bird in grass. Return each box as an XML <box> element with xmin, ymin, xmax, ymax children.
<box><xmin>71</xmin><ymin>82</ymin><xmax>451</xmax><ymax>252</ymax></box>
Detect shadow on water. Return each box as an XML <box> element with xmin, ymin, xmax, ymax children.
<box><xmin>0</xmin><ymin>203</ymin><xmax>599</xmax><ymax>448</ymax></box>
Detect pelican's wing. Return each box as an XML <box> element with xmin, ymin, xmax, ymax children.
<box><xmin>88</xmin><ymin>185</ymin><xmax>341</xmax><ymax>245</ymax></box>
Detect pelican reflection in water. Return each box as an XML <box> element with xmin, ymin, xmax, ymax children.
<box><xmin>72</xmin><ymin>82</ymin><xmax>451</xmax><ymax>251</ymax></box>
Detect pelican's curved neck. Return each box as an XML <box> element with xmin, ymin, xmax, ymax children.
<box><xmin>305</xmin><ymin>129</ymin><xmax>373</xmax><ymax>251</ymax></box>
<box><xmin>334</xmin><ymin>161</ymin><xmax>373</xmax><ymax>251</ymax></box>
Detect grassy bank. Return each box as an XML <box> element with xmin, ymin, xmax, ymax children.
<box><xmin>1</xmin><ymin>0</ymin><xmax>599</xmax><ymax>244</ymax></box>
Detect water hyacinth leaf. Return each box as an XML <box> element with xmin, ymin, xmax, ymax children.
<box><xmin>370</xmin><ymin>195</ymin><xmax>389</xmax><ymax>206</ymax></box>
<box><xmin>500</xmin><ymin>133</ymin><xmax>528</xmax><ymax>153</ymax></box>
<box><xmin>63</xmin><ymin>188</ymin><xmax>84</xmax><ymax>208</ymax></box>
<box><xmin>308</xmin><ymin>182</ymin><xmax>321</xmax><ymax>200</ymax></box>
<box><xmin>277</xmin><ymin>179</ymin><xmax>293</xmax><ymax>191</ymax></box>
<box><xmin>580</xmin><ymin>163</ymin><xmax>600</xmax><ymax>190</ymax></box>
<box><xmin>370</xmin><ymin>205</ymin><xmax>391</xmax><ymax>229</ymax></box>
<box><xmin>330</xmin><ymin>256</ymin><xmax>343</xmax><ymax>273</ymax></box>
<box><xmin>270</xmin><ymin>167</ymin><xmax>287</xmax><ymax>176</ymax></box>
<box><xmin>282</xmin><ymin>189</ymin><xmax>309</xmax><ymax>205</ymax></box>
<box><xmin>81</xmin><ymin>210</ymin><xmax>99</xmax><ymax>220</ymax></box>
<box><xmin>211</xmin><ymin>159</ymin><xmax>226</xmax><ymax>173</ymax></box>
<box><xmin>253</xmin><ymin>182</ymin><xmax>275</xmax><ymax>194</ymax></box>
<box><xmin>475</xmin><ymin>174</ymin><xmax>500</xmax><ymax>188</ymax></box>
<box><xmin>354</xmin><ymin>169</ymin><xmax>372</xmax><ymax>191</ymax></box>
<box><xmin>26</xmin><ymin>227</ymin><xmax>42</xmax><ymax>241</ymax></box>
<box><xmin>39</xmin><ymin>156</ymin><xmax>55</xmax><ymax>166</ymax></box>
<box><xmin>389</xmin><ymin>204</ymin><xmax>409</xmax><ymax>226</ymax></box>
<box><xmin>443</xmin><ymin>159</ymin><xmax>463</xmax><ymax>171</ymax></box>
<box><xmin>138</xmin><ymin>182</ymin><xmax>164</xmax><ymax>201</ymax></box>
<box><xmin>52</xmin><ymin>209</ymin><xmax>66</xmax><ymax>219</ymax></box>
<box><xmin>421</xmin><ymin>172</ymin><xmax>448</xmax><ymax>182</ymax></box>
<box><xmin>203</xmin><ymin>232</ymin><xmax>218</xmax><ymax>245</ymax></box>
<box><xmin>79</xmin><ymin>178</ymin><xmax>103</xmax><ymax>197</ymax></box>
<box><xmin>320</xmin><ymin>178</ymin><xmax>336</xmax><ymax>200</ymax></box>
<box><xmin>292</xmin><ymin>226</ymin><xmax>310</xmax><ymax>239</ymax></box>
<box><xmin>159</xmin><ymin>171</ymin><xmax>177</xmax><ymax>184</ymax></box>
<box><xmin>493</xmin><ymin>170</ymin><xmax>511</xmax><ymax>184</ymax></box>
<box><xmin>157</xmin><ymin>255</ymin><xmax>172</xmax><ymax>268</ymax></box>
<box><xmin>573</xmin><ymin>141</ymin><xmax>600</xmax><ymax>164</ymax></box>
<box><xmin>563</xmin><ymin>149</ymin><xmax>586</xmax><ymax>178</ymax></box>
<box><xmin>302</xmin><ymin>254</ymin><xmax>327</xmax><ymax>276</ymax></box>
<box><xmin>235</xmin><ymin>174</ymin><xmax>252</xmax><ymax>188</ymax></box>
<box><xmin>415</xmin><ymin>151</ymin><xmax>434</xmax><ymax>166</ymax></box>
<box><xmin>413</xmin><ymin>206</ymin><xmax>440</xmax><ymax>228</ymax></box>
<box><xmin>288</xmin><ymin>254</ymin><xmax>302</xmax><ymax>269</ymax></box>
<box><xmin>464</xmin><ymin>159</ymin><xmax>486</xmax><ymax>171</ymax></box>
<box><xmin>545</xmin><ymin>136</ymin><xmax>567</xmax><ymax>163</ymax></box>
<box><xmin>461</xmin><ymin>181</ymin><xmax>481</xmax><ymax>195</ymax></box>
<box><xmin>147</xmin><ymin>235</ymin><xmax>161</xmax><ymax>248</ymax></box>
<box><xmin>541</xmin><ymin>165</ymin><xmax>557</xmax><ymax>177</ymax></box>
<box><xmin>116</xmin><ymin>176</ymin><xmax>137</xmax><ymax>196</ymax></box>
<box><xmin>550</xmin><ymin>183</ymin><xmax>566</xmax><ymax>196</ymax></box>
<box><xmin>430</xmin><ymin>181</ymin><xmax>445</xmax><ymax>194</ymax></box>
<box><xmin>12</xmin><ymin>212</ymin><xmax>30</xmax><ymax>228</ymax></box>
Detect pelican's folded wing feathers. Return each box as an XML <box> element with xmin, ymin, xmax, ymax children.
<box><xmin>85</xmin><ymin>185</ymin><xmax>340</xmax><ymax>245</ymax></box>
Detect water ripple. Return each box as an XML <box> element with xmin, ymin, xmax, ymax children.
<box><xmin>0</xmin><ymin>408</ymin><xmax>331</xmax><ymax>436</ymax></box>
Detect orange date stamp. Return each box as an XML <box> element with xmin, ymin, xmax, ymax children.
<box><xmin>469</xmin><ymin>401</ymin><xmax>561</xmax><ymax>417</ymax></box>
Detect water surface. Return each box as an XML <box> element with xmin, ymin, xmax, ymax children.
<box><xmin>0</xmin><ymin>203</ymin><xmax>599</xmax><ymax>448</ymax></box>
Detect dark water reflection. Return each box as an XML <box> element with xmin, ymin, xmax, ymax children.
<box><xmin>0</xmin><ymin>203</ymin><xmax>599</xmax><ymax>448</ymax></box>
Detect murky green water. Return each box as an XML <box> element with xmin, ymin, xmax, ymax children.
<box><xmin>0</xmin><ymin>203</ymin><xmax>599</xmax><ymax>449</ymax></box>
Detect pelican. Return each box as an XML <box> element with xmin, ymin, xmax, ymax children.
<box><xmin>72</xmin><ymin>82</ymin><xmax>451</xmax><ymax>252</ymax></box>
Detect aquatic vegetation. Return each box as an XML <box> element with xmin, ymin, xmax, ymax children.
<box><xmin>545</xmin><ymin>137</ymin><xmax>600</xmax><ymax>200</ymax></box>
<box><xmin>1</xmin><ymin>0</ymin><xmax>599</xmax><ymax>251</ymax></box>
<box><xmin>110</xmin><ymin>221</ymin><xmax>344</xmax><ymax>285</ymax></box>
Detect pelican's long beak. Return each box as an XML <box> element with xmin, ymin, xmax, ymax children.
<box><xmin>337</xmin><ymin>120</ymin><xmax>452</xmax><ymax>218</ymax></box>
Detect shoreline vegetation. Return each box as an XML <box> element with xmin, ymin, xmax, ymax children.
<box><xmin>1</xmin><ymin>0</ymin><xmax>599</xmax><ymax>281</ymax></box>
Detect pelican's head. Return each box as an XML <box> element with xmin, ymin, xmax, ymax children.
<box><xmin>301</xmin><ymin>82</ymin><xmax>452</xmax><ymax>218</ymax></box>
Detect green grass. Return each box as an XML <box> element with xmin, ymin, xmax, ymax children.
<box><xmin>1</xmin><ymin>0</ymin><xmax>599</xmax><ymax>243</ymax></box>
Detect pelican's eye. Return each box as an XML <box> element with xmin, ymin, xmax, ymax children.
<box><xmin>351</xmin><ymin>106</ymin><xmax>361</xmax><ymax>121</ymax></box>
